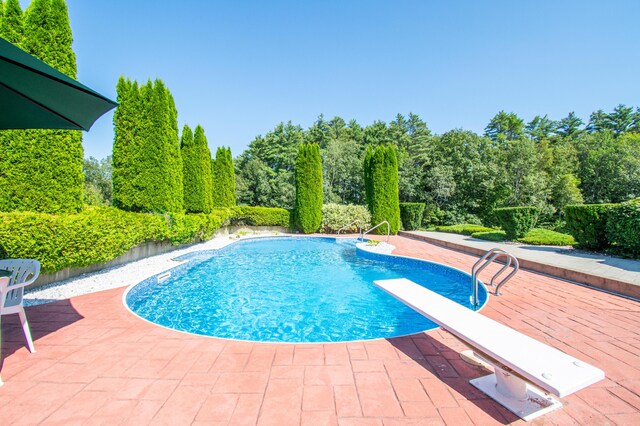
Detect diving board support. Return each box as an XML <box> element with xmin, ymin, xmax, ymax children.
<box><xmin>373</xmin><ymin>278</ymin><xmax>605</xmax><ymax>421</ymax></box>
<box><xmin>470</xmin><ymin>367</ymin><xmax>561</xmax><ymax>421</ymax></box>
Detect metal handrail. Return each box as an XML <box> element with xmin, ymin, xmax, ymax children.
<box><xmin>471</xmin><ymin>247</ymin><xmax>519</xmax><ymax>308</ymax></box>
<box><xmin>337</xmin><ymin>219</ymin><xmax>364</xmax><ymax>241</ymax></box>
<box><xmin>362</xmin><ymin>220</ymin><xmax>390</xmax><ymax>243</ymax></box>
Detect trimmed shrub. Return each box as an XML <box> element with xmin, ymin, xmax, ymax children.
<box><xmin>212</xmin><ymin>146</ymin><xmax>237</xmax><ymax>207</ymax></box>
<box><xmin>230</xmin><ymin>206</ymin><xmax>290</xmax><ymax>228</ymax></box>
<box><xmin>0</xmin><ymin>206</ymin><xmax>289</xmax><ymax>273</ymax></box>
<box><xmin>518</xmin><ymin>228</ymin><xmax>576</xmax><ymax>246</ymax></box>
<box><xmin>181</xmin><ymin>125</ymin><xmax>214</xmax><ymax>213</ymax></box>
<box><xmin>365</xmin><ymin>145</ymin><xmax>401</xmax><ymax>235</ymax></box>
<box><xmin>320</xmin><ymin>204</ymin><xmax>371</xmax><ymax>233</ymax></box>
<box><xmin>494</xmin><ymin>206</ymin><xmax>539</xmax><ymax>239</ymax></box>
<box><xmin>294</xmin><ymin>143</ymin><xmax>323</xmax><ymax>233</ymax></box>
<box><xmin>606</xmin><ymin>198</ymin><xmax>640</xmax><ymax>257</ymax></box>
<box><xmin>435</xmin><ymin>224</ymin><xmax>493</xmax><ymax>236</ymax></box>
<box><xmin>0</xmin><ymin>207</ymin><xmax>165</xmax><ymax>272</ymax></box>
<box><xmin>564</xmin><ymin>203</ymin><xmax>615</xmax><ymax>249</ymax></box>
<box><xmin>399</xmin><ymin>203</ymin><xmax>425</xmax><ymax>230</ymax></box>
<box><xmin>471</xmin><ymin>230</ymin><xmax>508</xmax><ymax>242</ymax></box>
<box><xmin>0</xmin><ymin>0</ymin><xmax>84</xmax><ymax>214</ymax></box>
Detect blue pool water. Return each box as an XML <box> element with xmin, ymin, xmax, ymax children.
<box><xmin>125</xmin><ymin>237</ymin><xmax>487</xmax><ymax>343</ymax></box>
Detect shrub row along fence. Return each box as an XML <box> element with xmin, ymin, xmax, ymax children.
<box><xmin>565</xmin><ymin>199</ymin><xmax>640</xmax><ymax>256</ymax></box>
<box><xmin>0</xmin><ymin>206</ymin><xmax>290</xmax><ymax>273</ymax></box>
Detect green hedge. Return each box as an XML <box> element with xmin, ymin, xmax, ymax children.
<box><xmin>229</xmin><ymin>206</ymin><xmax>291</xmax><ymax>227</ymax></box>
<box><xmin>435</xmin><ymin>224</ymin><xmax>493</xmax><ymax>236</ymax></box>
<box><xmin>518</xmin><ymin>228</ymin><xmax>576</xmax><ymax>246</ymax></box>
<box><xmin>494</xmin><ymin>206</ymin><xmax>539</xmax><ymax>239</ymax></box>
<box><xmin>606</xmin><ymin>198</ymin><xmax>640</xmax><ymax>257</ymax></box>
<box><xmin>399</xmin><ymin>203</ymin><xmax>425</xmax><ymax>231</ymax></box>
<box><xmin>320</xmin><ymin>204</ymin><xmax>371</xmax><ymax>233</ymax></box>
<box><xmin>0</xmin><ymin>206</ymin><xmax>289</xmax><ymax>273</ymax></box>
<box><xmin>471</xmin><ymin>230</ymin><xmax>507</xmax><ymax>242</ymax></box>
<box><xmin>564</xmin><ymin>203</ymin><xmax>615</xmax><ymax>250</ymax></box>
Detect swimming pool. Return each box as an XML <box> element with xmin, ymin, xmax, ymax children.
<box><xmin>124</xmin><ymin>237</ymin><xmax>487</xmax><ymax>343</ymax></box>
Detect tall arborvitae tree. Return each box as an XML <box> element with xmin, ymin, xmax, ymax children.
<box><xmin>212</xmin><ymin>146</ymin><xmax>237</xmax><ymax>208</ymax></box>
<box><xmin>294</xmin><ymin>143</ymin><xmax>323</xmax><ymax>233</ymax></box>
<box><xmin>112</xmin><ymin>78</ymin><xmax>183</xmax><ymax>213</ymax></box>
<box><xmin>182</xmin><ymin>125</ymin><xmax>214</xmax><ymax>213</ymax></box>
<box><xmin>0</xmin><ymin>0</ymin><xmax>23</xmax><ymax>45</ymax></box>
<box><xmin>112</xmin><ymin>77</ymin><xmax>140</xmax><ymax>210</ymax></box>
<box><xmin>363</xmin><ymin>145</ymin><xmax>374</xmax><ymax>212</ymax></box>
<box><xmin>0</xmin><ymin>0</ymin><xmax>84</xmax><ymax>213</ymax></box>
<box><xmin>138</xmin><ymin>79</ymin><xmax>183</xmax><ymax>212</ymax></box>
<box><xmin>365</xmin><ymin>145</ymin><xmax>400</xmax><ymax>235</ymax></box>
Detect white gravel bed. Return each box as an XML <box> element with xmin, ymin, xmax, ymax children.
<box><xmin>24</xmin><ymin>230</ymin><xmax>284</xmax><ymax>306</ymax></box>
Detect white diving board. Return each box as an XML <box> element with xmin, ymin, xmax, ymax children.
<box><xmin>374</xmin><ymin>278</ymin><xmax>605</xmax><ymax>421</ymax></box>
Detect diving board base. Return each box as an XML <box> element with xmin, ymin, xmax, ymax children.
<box><xmin>470</xmin><ymin>372</ymin><xmax>562</xmax><ymax>421</ymax></box>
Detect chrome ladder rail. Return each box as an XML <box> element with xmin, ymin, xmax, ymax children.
<box><xmin>362</xmin><ymin>220</ymin><xmax>390</xmax><ymax>243</ymax></box>
<box><xmin>471</xmin><ymin>248</ymin><xmax>519</xmax><ymax>308</ymax></box>
<box><xmin>337</xmin><ymin>219</ymin><xmax>364</xmax><ymax>241</ymax></box>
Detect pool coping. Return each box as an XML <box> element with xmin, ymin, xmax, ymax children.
<box><xmin>400</xmin><ymin>230</ymin><xmax>640</xmax><ymax>301</ymax></box>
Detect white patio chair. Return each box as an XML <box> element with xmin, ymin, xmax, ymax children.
<box><xmin>0</xmin><ymin>259</ymin><xmax>40</xmax><ymax>354</ymax></box>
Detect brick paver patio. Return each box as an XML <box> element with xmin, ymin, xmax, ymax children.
<box><xmin>1</xmin><ymin>235</ymin><xmax>639</xmax><ymax>425</ymax></box>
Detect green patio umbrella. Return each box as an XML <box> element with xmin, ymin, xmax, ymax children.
<box><xmin>0</xmin><ymin>36</ymin><xmax>116</xmax><ymax>131</ymax></box>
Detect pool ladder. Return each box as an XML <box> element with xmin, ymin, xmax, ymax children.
<box><xmin>337</xmin><ymin>220</ymin><xmax>391</xmax><ymax>243</ymax></box>
<box><xmin>471</xmin><ymin>248</ymin><xmax>519</xmax><ymax>308</ymax></box>
<box><xmin>362</xmin><ymin>221</ymin><xmax>390</xmax><ymax>243</ymax></box>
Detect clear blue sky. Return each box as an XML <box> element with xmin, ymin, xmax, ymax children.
<box><xmin>24</xmin><ymin>0</ymin><xmax>640</xmax><ymax>159</ymax></box>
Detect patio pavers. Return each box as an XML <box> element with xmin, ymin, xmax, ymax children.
<box><xmin>1</xmin><ymin>235</ymin><xmax>639</xmax><ymax>425</ymax></box>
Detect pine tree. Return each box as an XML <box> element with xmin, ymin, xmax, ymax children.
<box><xmin>212</xmin><ymin>146</ymin><xmax>237</xmax><ymax>208</ymax></box>
<box><xmin>0</xmin><ymin>0</ymin><xmax>23</xmax><ymax>45</ymax></box>
<box><xmin>364</xmin><ymin>145</ymin><xmax>400</xmax><ymax>235</ymax></box>
<box><xmin>294</xmin><ymin>143</ymin><xmax>323</xmax><ymax>233</ymax></box>
<box><xmin>0</xmin><ymin>0</ymin><xmax>84</xmax><ymax>213</ymax></box>
<box><xmin>182</xmin><ymin>125</ymin><xmax>214</xmax><ymax>213</ymax></box>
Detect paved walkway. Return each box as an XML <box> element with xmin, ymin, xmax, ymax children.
<box><xmin>402</xmin><ymin>231</ymin><xmax>640</xmax><ymax>299</ymax></box>
<box><xmin>1</xmin><ymin>235</ymin><xmax>639</xmax><ymax>425</ymax></box>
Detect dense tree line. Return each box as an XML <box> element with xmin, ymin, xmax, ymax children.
<box><xmin>0</xmin><ymin>0</ymin><xmax>84</xmax><ymax>213</ymax></box>
<box><xmin>236</xmin><ymin>106</ymin><xmax>640</xmax><ymax>227</ymax></box>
